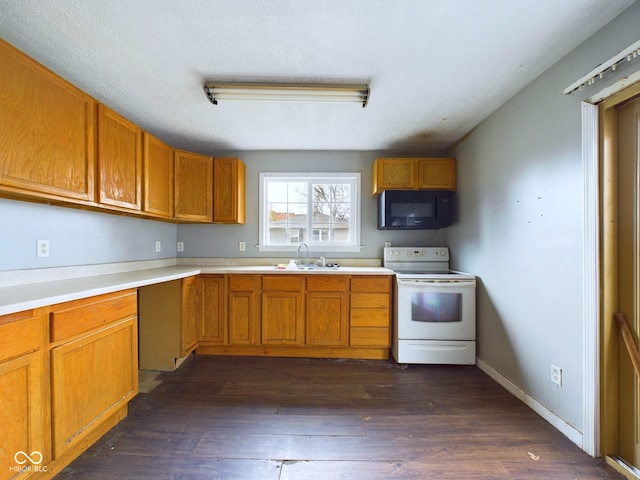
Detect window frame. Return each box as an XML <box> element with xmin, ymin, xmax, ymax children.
<box><xmin>258</xmin><ymin>172</ymin><xmax>362</xmax><ymax>253</ymax></box>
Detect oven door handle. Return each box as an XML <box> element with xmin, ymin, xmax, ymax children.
<box><xmin>397</xmin><ymin>279</ymin><xmax>476</xmax><ymax>288</ymax></box>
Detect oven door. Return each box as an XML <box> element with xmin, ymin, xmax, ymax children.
<box><xmin>395</xmin><ymin>278</ymin><xmax>476</xmax><ymax>341</ymax></box>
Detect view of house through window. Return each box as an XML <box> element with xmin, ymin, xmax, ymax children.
<box><xmin>259</xmin><ymin>173</ymin><xmax>361</xmax><ymax>252</ymax></box>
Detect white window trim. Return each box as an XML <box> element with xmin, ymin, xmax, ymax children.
<box><xmin>257</xmin><ymin>172</ymin><xmax>362</xmax><ymax>253</ymax></box>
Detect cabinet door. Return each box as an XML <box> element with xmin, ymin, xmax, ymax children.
<box><xmin>416</xmin><ymin>158</ymin><xmax>456</xmax><ymax>191</ymax></box>
<box><xmin>262</xmin><ymin>276</ymin><xmax>304</xmax><ymax>345</ymax></box>
<box><xmin>228</xmin><ymin>276</ymin><xmax>259</xmax><ymax>345</ymax></box>
<box><xmin>50</xmin><ymin>318</ymin><xmax>137</xmax><ymax>458</ymax></box>
<box><xmin>143</xmin><ymin>133</ymin><xmax>174</xmax><ymax>218</ymax></box>
<box><xmin>201</xmin><ymin>276</ymin><xmax>226</xmax><ymax>344</ymax></box>
<box><xmin>181</xmin><ymin>276</ymin><xmax>200</xmax><ymax>355</ymax></box>
<box><xmin>372</xmin><ymin>158</ymin><xmax>415</xmax><ymax>194</ymax></box>
<box><xmin>174</xmin><ymin>149</ymin><xmax>213</xmax><ymax>222</ymax></box>
<box><xmin>0</xmin><ymin>39</ymin><xmax>95</xmax><ymax>203</ymax></box>
<box><xmin>306</xmin><ymin>291</ymin><xmax>348</xmax><ymax>346</ymax></box>
<box><xmin>213</xmin><ymin>157</ymin><xmax>246</xmax><ymax>224</ymax></box>
<box><xmin>97</xmin><ymin>104</ymin><xmax>142</xmax><ymax>210</ymax></box>
<box><xmin>0</xmin><ymin>352</ymin><xmax>46</xmax><ymax>479</ymax></box>
<box><xmin>0</xmin><ymin>311</ymin><xmax>47</xmax><ymax>477</ymax></box>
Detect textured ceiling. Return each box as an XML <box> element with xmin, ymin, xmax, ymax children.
<box><xmin>0</xmin><ymin>0</ymin><xmax>635</xmax><ymax>153</ymax></box>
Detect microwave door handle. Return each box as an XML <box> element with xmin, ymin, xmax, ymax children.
<box><xmin>397</xmin><ymin>279</ymin><xmax>476</xmax><ymax>288</ymax></box>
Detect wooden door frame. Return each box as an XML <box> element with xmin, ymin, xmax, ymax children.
<box><xmin>599</xmin><ymin>81</ymin><xmax>640</xmax><ymax>476</ymax></box>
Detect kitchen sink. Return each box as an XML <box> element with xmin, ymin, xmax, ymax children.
<box><xmin>273</xmin><ymin>264</ymin><xmax>340</xmax><ymax>271</ymax></box>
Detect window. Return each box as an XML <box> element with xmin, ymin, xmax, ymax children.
<box><xmin>259</xmin><ymin>172</ymin><xmax>361</xmax><ymax>252</ymax></box>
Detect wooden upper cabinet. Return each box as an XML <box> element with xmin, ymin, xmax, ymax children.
<box><xmin>0</xmin><ymin>39</ymin><xmax>95</xmax><ymax>203</ymax></box>
<box><xmin>213</xmin><ymin>157</ymin><xmax>246</xmax><ymax>224</ymax></box>
<box><xmin>372</xmin><ymin>158</ymin><xmax>415</xmax><ymax>193</ymax></box>
<box><xmin>372</xmin><ymin>157</ymin><xmax>456</xmax><ymax>194</ymax></box>
<box><xmin>143</xmin><ymin>133</ymin><xmax>174</xmax><ymax>218</ymax></box>
<box><xmin>416</xmin><ymin>158</ymin><xmax>456</xmax><ymax>190</ymax></box>
<box><xmin>97</xmin><ymin>104</ymin><xmax>143</xmax><ymax>211</ymax></box>
<box><xmin>174</xmin><ymin>149</ymin><xmax>213</xmax><ymax>222</ymax></box>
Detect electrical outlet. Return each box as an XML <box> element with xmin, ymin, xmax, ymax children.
<box><xmin>551</xmin><ymin>364</ymin><xmax>562</xmax><ymax>386</ymax></box>
<box><xmin>239</xmin><ymin>241</ymin><xmax>246</xmax><ymax>252</ymax></box>
<box><xmin>177</xmin><ymin>242</ymin><xmax>184</xmax><ymax>252</ymax></box>
<box><xmin>384</xmin><ymin>241</ymin><xmax>392</xmax><ymax>248</ymax></box>
<box><xmin>155</xmin><ymin>241</ymin><xmax>161</xmax><ymax>253</ymax></box>
<box><xmin>36</xmin><ymin>239</ymin><xmax>50</xmax><ymax>258</ymax></box>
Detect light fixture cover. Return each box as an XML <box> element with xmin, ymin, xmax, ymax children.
<box><xmin>203</xmin><ymin>82</ymin><xmax>370</xmax><ymax>107</ymax></box>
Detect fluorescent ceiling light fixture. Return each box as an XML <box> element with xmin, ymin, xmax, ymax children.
<box><xmin>203</xmin><ymin>82</ymin><xmax>370</xmax><ymax>107</ymax></box>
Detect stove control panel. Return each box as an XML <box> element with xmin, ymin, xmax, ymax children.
<box><xmin>384</xmin><ymin>247</ymin><xmax>449</xmax><ymax>263</ymax></box>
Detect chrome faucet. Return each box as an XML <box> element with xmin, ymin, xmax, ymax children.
<box><xmin>297</xmin><ymin>242</ymin><xmax>309</xmax><ymax>266</ymax></box>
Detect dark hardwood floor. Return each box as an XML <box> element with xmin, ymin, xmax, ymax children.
<box><xmin>55</xmin><ymin>355</ymin><xmax>622</xmax><ymax>479</ymax></box>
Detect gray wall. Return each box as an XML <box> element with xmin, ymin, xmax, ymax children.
<box><xmin>447</xmin><ymin>1</ymin><xmax>640</xmax><ymax>433</ymax></box>
<box><xmin>0</xmin><ymin>198</ymin><xmax>177</xmax><ymax>270</ymax></box>
<box><xmin>177</xmin><ymin>150</ymin><xmax>447</xmax><ymax>261</ymax></box>
<box><xmin>1</xmin><ymin>150</ymin><xmax>449</xmax><ymax>271</ymax></box>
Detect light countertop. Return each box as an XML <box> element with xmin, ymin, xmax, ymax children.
<box><xmin>0</xmin><ymin>266</ymin><xmax>201</xmax><ymax>316</ymax></box>
<box><xmin>0</xmin><ymin>264</ymin><xmax>393</xmax><ymax>316</ymax></box>
<box><xmin>199</xmin><ymin>266</ymin><xmax>392</xmax><ymax>275</ymax></box>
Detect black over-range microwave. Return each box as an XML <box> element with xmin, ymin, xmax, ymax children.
<box><xmin>377</xmin><ymin>190</ymin><xmax>453</xmax><ymax>230</ymax></box>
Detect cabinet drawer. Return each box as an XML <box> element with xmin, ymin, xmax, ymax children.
<box><xmin>0</xmin><ymin>311</ymin><xmax>43</xmax><ymax>360</ymax></box>
<box><xmin>262</xmin><ymin>276</ymin><xmax>303</xmax><ymax>291</ymax></box>
<box><xmin>228</xmin><ymin>275</ymin><xmax>258</xmax><ymax>291</ymax></box>
<box><xmin>351</xmin><ymin>293</ymin><xmax>390</xmax><ymax>309</ymax></box>
<box><xmin>306</xmin><ymin>275</ymin><xmax>347</xmax><ymax>292</ymax></box>
<box><xmin>350</xmin><ymin>327</ymin><xmax>390</xmax><ymax>346</ymax></box>
<box><xmin>50</xmin><ymin>290</ymin><xmax>137</xmax><ymax>342</ymax></box>
<box><xmin>350</xmin><ymin>308</ymin><xmax>389</xmax><ymax>327</ymax></box>
<box><xmin>350</xmin><ymin>276</ymin><xmax>391</xmax><ymax>293</ymax></box>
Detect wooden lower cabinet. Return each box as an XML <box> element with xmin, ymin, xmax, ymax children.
<box><xmin>0</xmin><ymin>310</ymin><xmax>48</xmax><ymax>480</ymax></box>
<box><xmin>261</xmin><ymin>276</ymin><xmax>304</xmax><ymax>345</ymax></box>
<box><xmin>197</xmin><ymin>273</ymin><xmax>392</xmax><ymax>359</ymax></box>
<box><xmin>181</xmin><ymin>276</ymin><xmax>200</xmax><ymax>355</ymax></box>
<box><xmin>50</xmin><ymin>318</ymin><xmax>137</xmax><ymax>458</ymax></box>
<box><xmin>228</xmin><ymin>275</ymin><xmax>260</xmax><ymax>345</ymax></box>
<box><xmin>0</xmin><ymin>289</ymin><xmax>138</xmax><ymax>479</ymax></box>
<box><xmin>48</xmin><ymin>290</ymin><xmax>138</xmax><ymax>462</ymax></box>
<box><xmin>350</xmin><ymin>276</ymin><xmax>392</xmax><ymax>347</ymax></box>
<box><xmin>306</xmin><ymin>276</ymin><xmax>348</xmax><ymax>346</ymax></box>
<box><xmin>200</xmin><ymin>275</ymin><xmax>226</xmax><ymax>344</ymax></box>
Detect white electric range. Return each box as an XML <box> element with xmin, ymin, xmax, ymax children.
<box><xmin>383</xmin><ymin>247</ymin><xmax>476</xmax><ymax>365</ymax></box>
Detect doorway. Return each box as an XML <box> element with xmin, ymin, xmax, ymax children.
<box><xmin>601</xmin><ymin>82</ymin><xmax>640</xmax><ymax>478</ymax></box>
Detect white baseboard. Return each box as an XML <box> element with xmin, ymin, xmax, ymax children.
<box><xmin>476</xmin><ymin>358</ymin><xmax>583</xmax><ymax>449</ymax></box>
